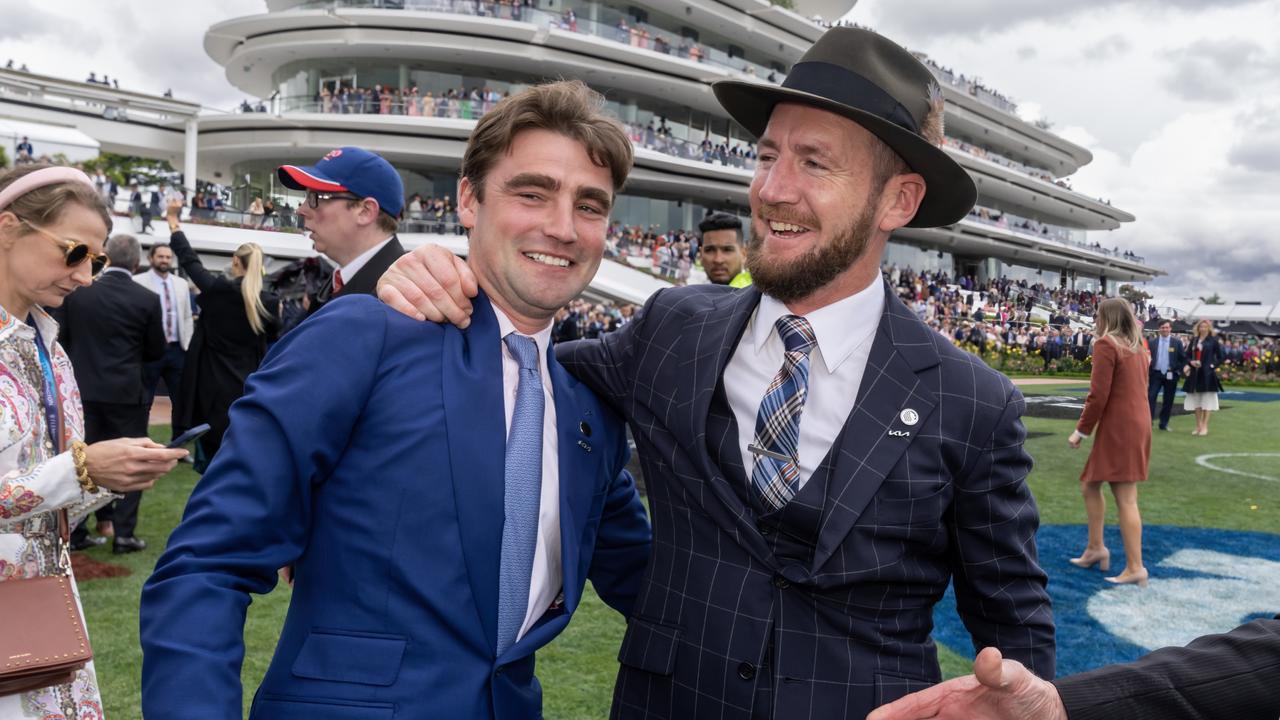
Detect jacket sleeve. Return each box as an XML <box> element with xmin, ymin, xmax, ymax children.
<box><xmin>1055</xmin><ymin>617</ymin><xmax>1280</xmax><ymax>720</ymax></box>
<box><xmin>168</xmin><ymin>229</ymin><xmax>218</xmax><ymax>293</ymax></box>
<box><xmin>948</xmin><ymin>384</ymin><xmax>1056</xmax><ymax>680</ymax></box>
<box><xmin>586</xmin><ymin>428</ymin><xmax>652</xmax><ymax>618</ymax></box>
<box><xmin>1076</xmin><ymin>338</ymin><xmax>1115</xmax><ymax>436</ymax></box>
<box><xmin>139</xmin><ymin>298</ymin><xmax>390</xmax><ymax>720</ymax></box>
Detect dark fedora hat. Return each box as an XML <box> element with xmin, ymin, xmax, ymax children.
<box><xmin>713</xmin><ymin>27</ymin><xmax>976</xmax><ymax>228</ymax></box>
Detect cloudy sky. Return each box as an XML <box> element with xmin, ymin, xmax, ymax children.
<box><xmin>3</xmin><ymin>0</ymin><xmax>1278</xmax><ymax>300</ymax></box>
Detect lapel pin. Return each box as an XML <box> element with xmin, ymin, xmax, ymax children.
<box><xmin>579</xmin><ymin>421</ymin><xmax>592</xmax><ymax>437</ymax></box>
<box><xmin>578</xmin><ymin>440</ymin><xmax>592</xmax><ymax>453</ymax></box>
<box><xmin>900</xmin><ymin>409</ymin><xmax>920</xmax><ymax>426</ymax></box>
<box><xmin>889</xmin><ymin>430</ymin><xmax>911</xmax><ymax>438</ymax></box>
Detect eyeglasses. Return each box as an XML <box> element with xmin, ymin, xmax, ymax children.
<box><xmin>304</xmin><ymin>190</ymin><xmax>363</xmax><ymax>209</ymax></box>
<box><xmin>19</xmin><ymin>218</ymin><xmax>110</xmax><ymax>277</ymax></box>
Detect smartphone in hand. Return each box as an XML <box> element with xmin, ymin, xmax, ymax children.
<box><xmin>166</xmin><ymin>424</ymin><xmax>211</xmax><ymax>449</ymax></box>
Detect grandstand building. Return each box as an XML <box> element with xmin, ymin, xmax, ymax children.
<box><xmin>0</xmin><ymin>0</ymin><xmax>1157</xmax><ymax>295</ymax></box>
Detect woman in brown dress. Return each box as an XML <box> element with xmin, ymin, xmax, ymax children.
<box><xmin>1067</xmin><ymin>297</ymin><xmax>1152</xmax><ymax>586</ymax></box>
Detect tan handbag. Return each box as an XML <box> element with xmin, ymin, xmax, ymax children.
<box><xmin>0</xmin><ymin>511</ymin><xmax>93</xmax><ymax>696</ymax></box>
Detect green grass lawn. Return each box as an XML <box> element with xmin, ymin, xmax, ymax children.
<box><xmin>80</xmin><ymin>387</ymin><xmax>1280</xmax><ymax>718</ymax></box>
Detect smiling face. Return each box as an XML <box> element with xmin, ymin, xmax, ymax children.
<box><xmin>0</xmin><ymin>203</ymin><xmax>107</xmax><ymax>315</ymax></box>
<box><xmin>150</xmin><ymin>245</ymin><xmax>175</xmax><ymax>274</ymax></box>
<box><xmin>459</xmin><ymin>129</ymin><xmax>612</xmax><ymax>333</ymax></box>
<box><xmin>745</xmin><ymin>102</ymin><xmax>923</xmax><ymax>310</ymax></box>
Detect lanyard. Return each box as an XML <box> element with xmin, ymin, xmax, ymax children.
<box><xmin>26</xmin><ymin>315</ymin><xmax>62</xmax><ymax>454</ymax></box>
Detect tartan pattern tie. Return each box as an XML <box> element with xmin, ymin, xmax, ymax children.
<box><xmin>749</xmin><ymin>315</ymin><xmax>817</xmax><ymax>512</ymax></box>
<box><xmin>496</xmin><ymin>333</ymin><xmax>544</xmax><ymax>655</ymax></box>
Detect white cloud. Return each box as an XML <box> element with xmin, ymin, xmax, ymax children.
<box><xmin>852</xmin><ymin>0</ymin><xmax>1280</xmax><ymax>301</ymax></box>
<box><xmin>2</xmin><ymin>0</ymin><xmax>262</xmax><ymax>109</ymax></box>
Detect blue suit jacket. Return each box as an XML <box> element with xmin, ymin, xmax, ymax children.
<box><xmin>140</xmin><ymin>293</ymin><xmax>651</xmax><ymax>720</ymax></box>
<box><xmin>558</xmin><ymin>282</ymin><xmax>1054</xmax><ymax>720</ymax></box>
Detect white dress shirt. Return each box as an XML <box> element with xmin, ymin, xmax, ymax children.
<box><xmin>492</xmin><ymin>305</ymin><xmax>562</xmax><ymax>643</ymax></box>
<box><xmin>724</xmin><ymin>279</ymin><xmax>885</xmax><ymax>489</ymax></box>
<box><xmin>334</xmin><ymin>235</ymin><xmax>395</xmax><ymax>289</ymax></box>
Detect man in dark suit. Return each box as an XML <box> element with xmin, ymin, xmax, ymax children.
<box><xmin>1146</xmin><ymin>320</ymin><xmax>1186</xmax><ymax>430</ymax></box>
<box><xmin>58</xmin><ymin>233</ymin><xmax>166</xmax><ymax>553</ymax></box>
<box><xmin>869</xmin><ymin>617</ymin><xmax>1280</xmax><ymax>720</ymax></box>
<box><xmin>380</xmin><ymin>26</ymin><xmax>1053</xmax><ymax>720</ymax></box>
<box><xmin>140</xmin><ymin>81</ymin><xmax>651</xmax><ymax>719</ymax></box>
<box><xmin>277</xmin><ymin>146</ymin><xmax>407</xmax><ymax>314</ymax></box>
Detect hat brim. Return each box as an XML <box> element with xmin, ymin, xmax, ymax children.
<box><xmin>277</xmin><ymin>165</ymin><xmax>349</xmax><ymax>193</ymax></box>
<box><xmin>713</xmin><ymin>80</ymin><xmax>976</xmax><ymax>228</ymax></box>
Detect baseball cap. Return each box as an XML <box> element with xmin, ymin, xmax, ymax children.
<box><xmin>277</xmin><ymin>147</ymin><xmax>404</xmax><ymax>217</ymax></box>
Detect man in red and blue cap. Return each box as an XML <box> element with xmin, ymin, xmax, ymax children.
<box><xmin>277</xmin><ymin>146</ymin><xmax>406</xmax><ymax>313</ymax></box>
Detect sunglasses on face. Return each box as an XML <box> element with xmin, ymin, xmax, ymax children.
<box><xmin>304</xmin><ymin>190</ymin><xmax>363</xmax><ymax>209</ymax></box>
<box><xmin>19</xmin><ymin>218</ymin><xmax>111</xmax><ymax>277</ymax></box>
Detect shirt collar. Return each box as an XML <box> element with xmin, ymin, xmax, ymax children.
<box><xmin>337</xmin><ymin>235</ymin><xmax>395</xmax><ymax>282</ymax></box>
<box><xmin>491</xmin><ymin>303</ymin><xmax>554</xmax><ymax>371</ymax></box>
<box><xmin>101</xmin><ymin>267</ymin><xmax>132</xmax><ymax>278</ymax></box>
<box><xmin>751</xmin><ymin>278</ymin><xmax>885</xmax><ymax>374</ymax></box>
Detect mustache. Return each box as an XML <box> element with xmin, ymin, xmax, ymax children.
<box><xmin>756</xmin><ymin>204</ymin><xmax>820</xmax><ymax>229</ymax></box>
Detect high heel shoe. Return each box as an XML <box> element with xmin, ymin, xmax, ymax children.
<box><xmin>1104</xmin><ymin>568</ymin><xmax>1149</xmax><ymax>587</ymax></box>
<box><xmin>1069</xmin><ymin>547</ymin><xmax>1111</xmax><ymax>571</ymax></box>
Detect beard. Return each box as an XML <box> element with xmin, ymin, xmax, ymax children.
<box><xmin>746</xmin><ymin>201</ymin><xmax>877</xmax><ymax>304</ymax></box>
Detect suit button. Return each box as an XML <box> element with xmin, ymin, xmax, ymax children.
<box><xmin>772</xmin><ymin>575</ymin><xmax>790</xmax><ymax>589</ymax></box>
<box><xmin>737</xmin><ymin>662</ymin><xmax>756</xmax><ymax>681</ymax></box>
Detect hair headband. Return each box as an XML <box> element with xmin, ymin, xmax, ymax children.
<box><xmin>0</xmin><ymin>167</ymin><xmax>97</xmax><ymax>212</ymax></box>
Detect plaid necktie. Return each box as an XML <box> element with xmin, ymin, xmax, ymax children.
<box><xmin>749</xmin><ymin>315</ymin><xmax>817</xmax><ymax>512</ymax></box>
<box><xmin>496</xmin><ymin>333</ymin><xmax>544</xmax><ymax>655</ymax></box>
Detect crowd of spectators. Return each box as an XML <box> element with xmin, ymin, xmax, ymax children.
<box><xmin>965</xmin><ymin>205</ymin><xmax>1145</xmax><ymax>263</ymax></box>
<box><xmin>550</xmin><ymin>297</ymin><xmax>639</xmax><ymax>343</ymax></box>
<box><xmin>920</xmin><ymin>57</ymin><xmax>1022</xmax><ymax>116</ymax></box>
<box><xmin>606</xmin><ymin>222</ymin><xmax>699</xmax><ymax>284</ymax></box>
<box><xmin>84</xmin><ymin>72</ymin><xmax>121</xmax><ymax>89</ymax></box>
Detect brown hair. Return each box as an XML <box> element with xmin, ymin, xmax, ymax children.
<box><xmin>0</xmin><ymin>163</ymin><xmax>111</xmax><ymax>230</ymax></box>
<box><xmin>460</xmin><ymin>80</ymin><xmax>632</xmax><ymax>202</ymax></box>
<box><xmin>344</xmin><ymin>198</ymin><xmax>399</xmax><ymax>234</ymax></box>
<box><xmin>1095</xmin><ymin>297</ymin><xmax>1143</xmax><ymax>353</ymax></box>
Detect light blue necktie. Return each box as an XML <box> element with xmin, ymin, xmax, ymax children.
<box><xmin>749</xmin><ymin>315</ymin><xmax>817</xmax><ymax>512</ymax></box>
<box><xmin>496</xmin><ymin>333</ymin><xmax>544</xmax><ymax>656</ymax></box>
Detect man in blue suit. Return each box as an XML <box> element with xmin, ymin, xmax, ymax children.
<box><xmin>381</xmin><ymin>26</ymin><xmax>1054</xmax><ymax>720</ymax></box>
<box><xmin>139</xmin><ymin>80</ymin><xmax>651</xmax><ymax>719</ymax></box>
<box><xmin>1146</xmin><ymin>320</ymin><xmax>1186</xmax><ymax>430</ymax></box>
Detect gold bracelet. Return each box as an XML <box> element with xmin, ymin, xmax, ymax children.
<box><xmin>71</xmin><ymin>440</ymin><xmax>97</xmax><ymax>493</ymax></box>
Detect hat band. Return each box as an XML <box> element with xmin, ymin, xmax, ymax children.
<box><xmin>782</xmin><ymin>61</ymin><xmax>920</xmax><ymax>135</ymax></box>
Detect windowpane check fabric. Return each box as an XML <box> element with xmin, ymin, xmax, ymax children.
<box><xmin>749</xmin><ymin>315</ymin><xmax>817</xmax><ymax>511</ymax></box>
<box><xmin>497</xmin><ymin>332</ymin><xmax>543</xmax><ymax>656</ymax></box>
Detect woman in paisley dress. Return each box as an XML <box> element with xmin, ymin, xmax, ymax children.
<box><xmin>0</xmin><ymin>164</ymin><xmax>187</xmax><ymax>719</ymax></box>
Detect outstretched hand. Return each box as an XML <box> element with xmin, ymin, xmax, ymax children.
<box><xmin>865</xmin><ymin>648</ymin><xmax>1067</xmax><ymax>720</ymax></box>
<box><xmin>377</xmin><ymin>244</ymin><xmax>478</xmax><ymax>326</ymax></box>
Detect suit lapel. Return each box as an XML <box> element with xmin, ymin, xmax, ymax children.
<box><xmin>442</xmin><ymin>291</ymin><xmax>506</xmax><ymax>653</ymax></box>
<box><xmin>547</xmin><ymin>355</ymin><xmax>602</xmax><ymax>618</ymax></box>
<box><xmin>681</xmin><ymin>287</ymin><xmax>777</xmax><ymax>563</ymax></box>
<box><xmin>811</xmin><ymin>283</ymin><xmax>940</xmax><ymax>573</ymax></box>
